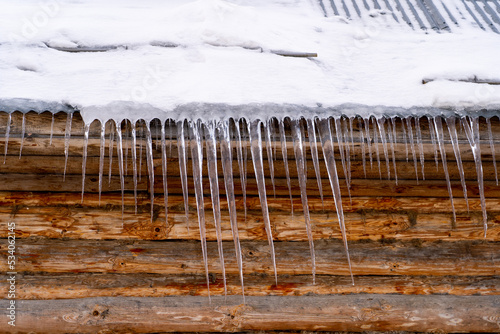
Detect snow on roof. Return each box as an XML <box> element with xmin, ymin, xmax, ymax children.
<box><xmin>1</xmin><ymin>0</ymin><xmax>500</xmax><ymax>121</ymax></box>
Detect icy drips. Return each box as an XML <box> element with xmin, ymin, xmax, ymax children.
<box><xmin>3</xmin><ymin>113</ymin><xmax>11</xmax><ymax>164</ymax></box>
<box><xmin>486</xmin><ymin>117</ymin><xmax>498</xmax><ymax>185</ymax></box>
<box><xmin>63</xmin><ymin>112</ymin><xmax>73</xmax><ymax>181</ymax></box>
<box><xmin>160</xmin><ymin>121</ymin><xmax>169</xmax><ymax>225</ymax></box>
<box><xmin>406</xmin><ymin>116</ymin><xmax>419</xmax><ymax>183</ymax></box>
<box><xmin>81</xmin><ymin>123</ymin><xmax>89</xmax><ymax>202</ymax></box>
<box><xmin>115</xmin><ymin>120</ymin><xmax>125</xmax><ymax>220</ymax></box>
<box><xmin>265</xmin><ymin>119</ymin><xmax>276</xmax><ymax>198</ymax></box>
<box><xmin>98</xmin><ymin>121</ymin><xmax>105</xmax><ymax>204</ymax></box>
<box><xmin>249</xmin><ymin>119</ymin><xmax>278</xmax><ymax>284</ymax></box>
<box><xmin>145</xmin><ymin>122</ymin><xmax>155</xmax><ymax>222</ymax></box>
<box><xmin>205</xmin><ymin>121</ymin><xmax>227</xmax><ymax>296</ymax></box>
<box><xmin>234</xmin><ymin>121</ymin><xmax>248</xmax><ymax>221</ymax></box>
<box><xmin>19</xmin><ymin>113</ymin><xmax>25</xmax><ymax>159</ymax></box>
<box><xmin>177</xmin><ymin>120</ymin><xmax>190</xmax><ymax>230</ymax></box>
<box><xmin>279</xmin><ymin>119</ymin><xmax>294</xmax><ymax>215</ymax></box>
<box><xmin>307</xmin><ymin>118</ymin><xmax>324</xmax><ymax>208</ymax></box>
<box><xmin>291</xmin><ymin>118</ymin><xmax>316</xmax><ymax>283</ymax></box>
<box><xmin>131</xmin><ymin>121</ymin><xmax>138</xmax><ymax>213</ymax></box>
<box><xmin>445</xmin><ymin>117</ymin><xmax>469</xmax><ymax>210</ymax></box>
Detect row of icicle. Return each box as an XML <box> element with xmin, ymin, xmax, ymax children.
<box><xmin>2</xmin><ymin>113</ymin><xmax>498</xmax><ymax>301</ymax></box>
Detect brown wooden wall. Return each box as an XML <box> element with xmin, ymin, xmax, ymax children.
<box><xmin>0</xmin><ymin>111</ymin><xmax>499</xmax><ymax>333</ymax></box>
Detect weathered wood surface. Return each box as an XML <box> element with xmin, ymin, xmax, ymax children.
<box><xmin>1</xmin><ymin>295</ymin><xmax>499</xmax><ymax>333</ymax></box>
<box><xmin>1</xmin><ymin>273</ymin><xmax>499</xmax><ymax>299</ymax></box>
<box><xmin>1</xmin><ymin>239</ymin><xmax>499</xmax><ymax>276</ymax></box>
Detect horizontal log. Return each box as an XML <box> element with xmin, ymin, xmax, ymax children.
<box><xmin>1</xmin><ymin>202</ymin><xmax>499</xmax><ymax>241</ymax></box>
<box><xmin>1</xmin><ymin>173</ymin><xmax>499</xmax><ymax>199</ymax></box>
<box><xmin>1</xmin><ymin>295</ymin><xmax>498</xmax><ymax>333</ymax></box>
<box><xmin>1</xmin><ymin>153</ymin><xmax>499</xmax><ymax>183</ymax></box>
<box><xmin>1</xmin><ymin>239</ymin><xmax>498</xmax><ymax>276</ymax></box>
<box><xmin>1</xmin><ymin>273</ymin><xmax>498</xmax><ymax>299</ymax></box>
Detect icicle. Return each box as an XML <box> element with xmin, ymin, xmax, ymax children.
<box><xmin>145</xmin><ymin>121</ymin><xmax>155</xmax><ymax>222</ymax></box>
<box><xmin>406</xmin><ymin>116</ymin><xmax>419</xmax><ymax>183</ymax></box>
<box><xmin>81</xmin><ymin>123</ymin><xmax>90</xmax><ymax>203</ymax></box>
<box><xmin>138</xmin><ymin>121</ymin><xmax>144</xmax><ymax>182</ymax></box>
<box><xmin>349</xmin><ymin>117</ymin><xmax>355</xmax><ymax>161</ymax></box>
<box><xmin>205</xmin><ymin>121</ymin><xmax>227</xmax><ymax>296</ymax></box>
<box><xmin>376</xmin><ymin>117</ymin><xmax>391</xmax><ymax>180</ymax></box>
<box><xmin>189</xmin><ymin>120</ymin><xmax>211</xmax><ymax>300</ymax></box>
<box><xmin>3</xmin><ymin>113</ymin><xmax>11</xmax><ymax>164</ymax></box>
<box><xmin>342</xmin><ymin>118</ymin><xmax>352</xmax><ymax>186</ymax></box>
<box><xmin>401</xmin><ymin>117</ymin><xmax>409</xmax><ymax>162</ymax></box>
<box><xmin>234</xmin><ymin>120</ymin><xmax>248</xmax><ymax>221</ymax></box>
<box><xmin>371</xmin><ymin>117</ymin><xmax>382</xmax><ymax>179</ymax></box>
<box><xmin>386</xmin><ymin>118</ymin><xmax>398</xmax><ymax>185</ymax></box>
<box><xmin>220</xmin><ymin>120</ymin><xmax>245</xmax><ymax>302</ymax></box>
<box><xmin>155</xmin><ymin>120</ymin><xmax>160</xmax><ymax>150</ymax></box>
<box><xmin>427</xmin><ymin>116</ymin><xmax>439</xmax><ymax>170</ymax></box>
<box><xmin>300</xmin><ymin>121</ymin><xmax>308</xmax><ymax>184</ymax></box>
<box><xmin>177</xmin><ymin>120</ymin><xmax>190</xmax><ymax>231</ymax></box>
<box><xmin>279</xmin><ymin>119</ymin><xmax>294</xmax><ymax>215</ymax></box>
<box><xmin>334</xmin><ymin>117</ymin><xmax>352</xmax><ymax>200</ymax></box>
<box><xmin>168</xmin><ymin>119</ymin><xmax>173</xmax><ymax>157</ymax></box>
<box><xmin>98</xmin><ymin>121</ymin><xmax>105</xmax><ymax>205</ymax></box>
<box><xmin>307</xmin><ymin>118</ymin><xmax>324</xmax><ymax>208</ymax></box>
<box><xmin>358</xmin><ymin>118</ymin><xmax>367</xmax><ymax>178</ymax></box>
<box><xmin>49</xmin><ymin>113</ymin><xmax>55</xmax><ymax>146</ymax></box>
<box><xmin>433</xmin><ymin>117</ymin><xmax>456</xmax><ymax>224</ymax></box>
<box><xmin>486</xmin><ymin>117</ymin><xmax>498</xmax><ymax>185</ymax></box>
<box><xmin>161</xmin><ymin>121</ymin><xmax>168</xmax><ymax>225</ymax></box>
<box><xmin>63</xmin><ymin>112</ymin><xmax>73</xmax><ymax>181</ymax></box>
<box><xmin>317</xmin><ymin>118</ymin><xmax>354</xmax><ymax>285</ymax></box>
<box><xmin>445</xmin><ymin>117</ymin><xmax>469</xmax><ymax>211</ymax></box>
<box><xmin>124</xmin><ymin>121</ymin><xmax>130</xmax><ymax>176</ymax></box>
<box><xmin>363</xmin><ymin>117</ymin><xmax>373</xmax><ymax>169</ymax></box>
<box><xmin>116</xmin><ymin>120</ymin><xmax>125</xmax><ymax>220</ymax></box>
<box><xmin>291</xmin><ymin>119</ymin><xmax>316</xmax><ymax>283</ymax></box>
<box><xmin>131</xmin><ymin>121</ymin><xmax>138</xmax><ymax>214</ymax></box>
<box><xmin>19</xmin><ymin>113</ymin><xmax>26</xmax><ymax>159</ymax></box>
<box><xmin>108</xmin><ymin>121</ymin><xmax>114</xmax><ymax>186</ymax></box>
<box><xmin>415</xmin><ymin>117</ymin><xmax>425</xmax><ymax>180</ymax></box>
<box><xmin>462</xmin><ymin>116</ymin><xmax>488</xmax><ymax>237</ymax></box>
<box><xmin>249</xmin><ymin>119</ymin><xmax>278</xmax><ymax>283</ymax></box>
<box><xmin>265</xmin><ymin>119</ymin><xmax>276</xmax><ymax>197</ymax></box>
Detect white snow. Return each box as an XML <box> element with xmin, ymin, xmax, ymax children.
<box><xmin>1</xmin><ymin>0</ymin><xmax>500</xmax><ymax>122</ymax></box>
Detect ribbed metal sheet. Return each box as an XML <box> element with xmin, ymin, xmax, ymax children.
<box><xmin>317</xmin><ymin>0</ymin><xmax>500</xmax><ymax>33</ymax></box>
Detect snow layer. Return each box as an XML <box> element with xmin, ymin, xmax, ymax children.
<box><xmin>1</xmin><ymin>0</ymin><xmax>500</xmax><ymax>122</ymax></box>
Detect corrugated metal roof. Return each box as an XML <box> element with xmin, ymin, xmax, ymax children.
<box><xmin>318</xmin><ymin>0</ymin><xmax>500</xmax><ymax>33</ymax></box>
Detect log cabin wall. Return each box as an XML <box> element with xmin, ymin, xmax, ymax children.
<box><xmin>0</xmin><ymin>110</ymin><xmax>499</xmax><ymax>333</ymax></box>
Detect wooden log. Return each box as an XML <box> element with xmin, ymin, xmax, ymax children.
<box><xmin>2</xmin><ymin>273</ymin><xmax>499</xmax><ymax>299</ymax></box>
<box><xmin>1</xmin><ymin>295</ymin><xmax>498</xmax><ymax>333</ymax></box>
<box><xmin>1</xmin><ymin>153</ymin><xmax>500</xmax><ymax>183</ymax></box>
<box><xmin>1</xmin><ymin>203</ymin><xmax>499</xmax><ymax>241</ymax></box>
<box><xmin>0</xmin><ymin>173</ymin><xmax>499</xmax><ymax>199</ymax></box>
<box><xmin>1</xmin><ymin>239</ymin><xmax>499</xmax><ymax>276</ymax></box>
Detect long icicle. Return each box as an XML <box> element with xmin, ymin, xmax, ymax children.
<box><xmin>81</xmin><ymin>123</ymin><xmax>90</xmax><ymax>203</ymax></box>
<box><xmin>427</xmin><ymin>115</ymin><xmax>439</xmax><ymax>170</ymax></box>
<box><xmin>401</xmin><ymin>117</ymin><xmax>409</xmax><ymax>162</ymax></box>
<box><xmin>161</xmin><ymin>121</ymin><xmax>169</xmax><ymax>225</ymax></box>
<box><xmin>145</xmin><ymin>121</ymin><xmax>155</xmax><ymax>223</ymax></box>
<box><xmin>462</xmin><ymin>116</ymin><xmax>488</xmax><ymax>237</ymax></box>
<box><xmin>335</xmin><ymin>117</ymin><xmax>352</xmax><ymax>202</ymax></box>
<box><xmin>205</xmin><ymin>121</ymin><xmax>227</xmax><ymax>297</ymax></box>
<box><xmin>318</xmin><ymin>118</ymin><xmax>354</xmax><ymax>284</ymax></box>
<box><xmin>291</xmin><ymin>118</ymin><xmax>316</xmax><ymax>284</ymax></box>
<box><xmin>363</xmin><ymin>117</ymin><xmax>373</xmax><ymax>169</ymax></box>
<box><xmin>131</xmin><ymin>121</ymin><xmax>138</xmax><ymax>214</ymax></box>
<box><xmin>190</xmin><ymin>120</ymin><xmax>211</xmax><ymax>300</ymax></box>
<box><xmin>177</xmin><ymin>120</ymin><xmax>190</xmax><ymax>231</ymax></box>
<box><xmin>108</xmin><ymin>121</ymin><xmax>114</xmax><ymax>186</ymax></box>
<box><xmin>3</xmin><ymin>113</ymin><xmax>11</xmax><ymax>164</ymax></box>
<box><xmin>279</xmin><ymin>119</ymin><xmax>294</xmax><ymax>215</ymax></box>
<box><xmin>63</xmin><ymin>112</ymin><xmax>73</xmax><ymax>181</ymax></box>
<box><xmin>220</xmin><ymin>120</ymin><xmax>245</xmax><ymax>302</ymax></box>
<box><xmin>372</xmin><ymin>116</ymin><xmax>382</xmax><ymax>180</ymax></box>
<box><xmin>249</xmin><ymin>119</ymin><xmax>278</xmax><ymax>284</ymax></box>
<box><xmin>377</xmin><ymin>117</ymin><xmax>391</xmax><ymax>180</ymax></box>
<box><xmin>415</xmin><ymin>117</ymin><xmax>425</xmax><ymax>180</ymax></box>
<box><xmin>342</xmin><ymin>118</ymin><xmax>352</xmax><ymax>187</ymax></box>
<box><xmin>445</xmin><ymin>117</ymin><xmax>469</xmax><ymax>211</ymax></box>
<box><xmin>486</xmin><ymin>117</ymin><xmax>498</xmax><ymax>185</ymax></box>
<box><xmin>265</xmin><ymin>119</ymin><xmax>276</xmax><ymax>198</ymax></box>
<box><xmin>115</xmin><ymin>120</ymin><xmax>125</xmax><ymax>221</ymax></box>
<box><xmin>387</xmin><ymin>117</ymin><xmax>398</xmax><ymax>185</ymax></box>
<box><xmin>359</xmin><ymin>117</ymin><xmax>367</xmax><ymax>178</ymax></box>
<box><xmin>433</xmin><ymin>117</ymin><xmax>456</xmax><ymax>224</ymax></box>
<box><xmin>19</xmin><ymin>113</ymin><xmax>26</xmax><ymax>159</ymax></box>
<box><xmin>234</xmin><ymin>121</ymin><xmax>248</xmax><ymax>222</ymax></box>
<box><xmin>406</xmin><ymin>116</ymin><xmax>419</xmax><ymax>183</ymax></box>
<box><xmin>307</xmin><ymin>118</ymin><xmax>324</xmax><ymax>208</ymax></box>
<box><xmin>98</xmin><ymin>121</ymin><xmax>106</xmax><ymax>205</ymax></box>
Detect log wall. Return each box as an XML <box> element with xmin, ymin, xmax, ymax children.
<box><xmin>0</xmin><ymin>111</ymin><xmax>499</xmax><ymax>333</ymax></box>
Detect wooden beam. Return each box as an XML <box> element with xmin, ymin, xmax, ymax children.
<box><xmin>2</xmin><ymin>273</ymin><xmax>498</xmax><ymax>299</ymax></box>
<box><xmin>2</xmin><ymin>295</ymin><xmax>499</xmax><ymax>333</ymax></box>
<box><xmin>1</xmin><ymin>239</ymin><xmax>499</xmax><ymax>276</ymax></box>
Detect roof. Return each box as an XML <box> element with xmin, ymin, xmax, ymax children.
<box><xmin>1</xmin><ymin>0</ymin><xmax>499</xmax><ymax>121</ymax></box>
